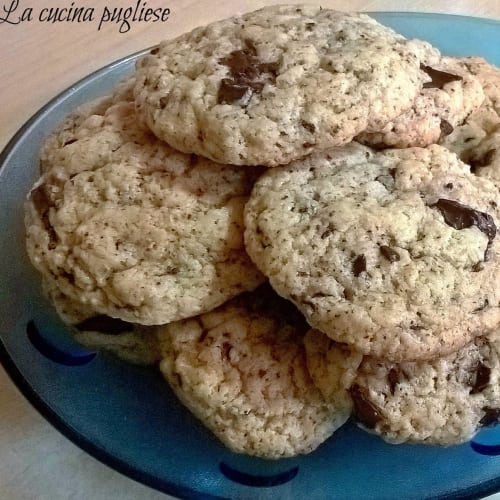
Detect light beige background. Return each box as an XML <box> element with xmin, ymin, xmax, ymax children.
<box><xmin>1</xmin><ymin>1</ymin><xmax>500</xmax><ymax>498</ymax></box>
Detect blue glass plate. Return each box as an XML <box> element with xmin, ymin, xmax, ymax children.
<box><xmin>1</xmin><ymin>12</ymin><xmax>500</xmax><ymax>500</ymax></box>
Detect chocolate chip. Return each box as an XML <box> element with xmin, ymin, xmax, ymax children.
<box><xmin>150</xmin><ymin>47</ymin><xmax>160</xmax><ymax>55</ymax></box>
<box><xmin>217</xmin><ymin>39</ymin><xmax>279</xmax><ymax>105</ymax></box>
<box><xmin>352</xmin><ymin>255</ymin><xmax>366</xmax><ymax>277</ymax></box>
<box><xmin>380</xmin><ymin>245</ymin><xmax>400</xmax><ymax>262</ymax></box>
<box><xmin>321</xmin><ymin>226</ymin><xmax>334</xmax><ymax>239</ymax></box>
<box><xmin>470</xmin><ymin>362</ymin><xmax>491</xmax><ymax>394</ymax></box>
<box><xmin>470</xmin><ymin>148</ymin><xmax>497</xmax><ymax>174</ymax></box>
<box><xmin>439</xmin><ymin>119</ymin><xmax>454</xmax><ymax>139</ymax></box>
<box><xmin>472</xmin><ymin>262</ymin><xmax>484</xmax><ymax>272</ymax></box>
<box><xmin>62</xmin><ymin>138</ymin><xmax>77</xmax><ymax>146</ymax></box>
<box><xmin>75</xmin><ymin>315</ymin><xmax>133</xmax><ymax>335</ymax></box>
<box><xmin>430</xmin><ymin>199</ymin><xmax>496</xmax><ymax>260</ymax></box>
<box><xmin>300</xmin><ymin>120</ymin><xmax>316</xmax><ymax>134</ymax></box>
<box><xmin>480</xmin><ymin>407</ymin><xmax>500</xmax><ymax>427</ymax></box>
<box><xmin>445</xmin><ymin>183</ymin><xmax>454</xmax><ymax>189</ymax></box>
<box><xmin>388</xmin><ymin>368</ymin><xmax>399</xmax><ymax>395</ymax></box>
<box><xmin>218</xmin><ymin>78</ymin><xmax>251</xmax><ymax>104</ymax></box>
<box><xmin>221</xmin><ymin>40</ymin><xmax>259</xmax><ymax>78</ymax></box>
<box><xmin>420</xmin><ymin>64</ymin><xmax>463</xmax><ymax>89</ymax></box>
<box><xmin>349</xmin><ymin>384</ymin><xmax>383</xmax><ymax>429</ymax></box>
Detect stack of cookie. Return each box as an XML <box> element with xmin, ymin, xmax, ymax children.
<box><xmin>24</xmin><ymin>5</ymin><xmax>500</xmax><ymax>458</ymax></box>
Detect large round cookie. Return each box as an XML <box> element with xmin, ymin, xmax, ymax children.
<box><xmin>350</xmin><ymin>332</ymin><xmax>500</xmax><ymax>445</ymax></box>
<box><xmin>25</xmin><ymin>80</ymin><xmax>264</xmax><ymax>326</ymax></box>
<box><xmin>358</xmin><ymin>56</ymin><xmax>485</xmax><ymax>148</ymax></box>
<box><xmin>245</xmin><ymin>143</ymin><xmax>500</xmax><ymax>361</ymax></box>
<box><xmin>440</xmin><ymin>57</ymin><xmax>500</xmax><ymax>184</ymax></box>
<box><xmin>134</xmin><ymin>5</ymin><xmax>434</xmax><ymax>166</ymax></box>
<box><xmin>157</xmin><ymin>285</ymin><xmax>352</xmax><ymax>458</ymax></box>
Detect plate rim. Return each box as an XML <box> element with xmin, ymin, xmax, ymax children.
<box><xmin>1</xmin><ymin>11</ymin><xmax>500</xmax><ymax>500</ymax></box>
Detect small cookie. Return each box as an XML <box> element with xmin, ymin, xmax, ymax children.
<box><xmin>244</xmin><ymin>143</ymin><xmax>500</xmax><ymax>361</ymax></box>
<box><xmin>158</xmin><ymin>285</ymin><xmax>351</xmax><ymax>458</ymax></box>
<box><xmin>358</xmin><ymin>56</ymin><xmax>485</xmax><ymax>148</ymax></box>
<box><xmin>440</xmin><ymin>57</ymin><xmax>500</xmax><ymax>183</ymax></box>
<box><xmin>25</xmin><ymin>80</ymin><xmax>264</xmax><ymax>326</ymax></box>
<box><xmin>350</xmin><ymin>332</ymin><xmax>500</xmax><ymax>445</ymax></box>
<box><xmin>134</xmin><ymin>5</ymin><xmax>435</xmax><ymax>166</ymax></box>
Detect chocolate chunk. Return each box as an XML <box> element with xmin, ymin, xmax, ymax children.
<box><xmin>217</xmin><ymin>39</ymin><xmax>279</xmax><ymax>105</ymax></box>
<box><xmin>388</xmin><ymin>368</ymin><xmax>399</xmax><ymax>395</ymax></box>
<box><xmin>349</xmin><ymin>384</ymin><xmax>383</xmax><ymax>429</ymax></box>
<box><xmin>480</xmin><ymin>407</ymin><xmax>500</xmax><ymax>427</ymax></box>
<box><xmin>75</xmin><ymin>315</ymin><xmax>133</xmax><ymax>335</ymax></box>
<box><xmin>430</xmin><ymin>199</ymin><xmax>496</xmax><ymax>260</ymax></box>
<box><xmin>420</xmin><ymin>64</ymin><xmax>463</xmax><ymax>89</ymax></box>
<box><xmin>439</xmin><ymin>119</ymin><xmax>454</xmax><ymax>139</ymax></box>
<box><xmin>470</xmin><ymin>362</ymin><xmax>491</xmax><ymax>394</ymax></box>
<box><xmin>352</xmin><ymin>255</ymin><xmax>366</xmax><ymax>277</ymax></box>
<box><xmin>150</xmin><ymin>47</ymin><xmax>160</xmax><ymax>55</ymax></box>
<box><xmin>218</xmin><ymin>78</ymin><xmax>251</xmax><ymax>104</ymax></box>
<box><xmin>470</xmin><ymin>148</ymin><xmax>496</xmax><ymax>174</ymax></box>
<box><xmin>220</xmin><ymin>40</ymin><xmax>260</xmax><ymax>79</ymax></box>
<box><xmin>380</xmin><ymin>245</ymin><xmax>400</xmax><ymax>262</ymax></box>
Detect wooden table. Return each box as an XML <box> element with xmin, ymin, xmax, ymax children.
<box><xmin>1</xmin><ymin>1</ymin><xmax>499</xmax><ymax>498</ymax></box>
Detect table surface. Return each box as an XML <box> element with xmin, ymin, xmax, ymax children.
<box><xmin>1</xmin><ymin>1</ymin><xmax>500</xmax><ymax>498</ymax></box>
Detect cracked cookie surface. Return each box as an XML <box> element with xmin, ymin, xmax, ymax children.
<box><xmin>158</xmin><ymin>285</ymin><xmax>351</xmax><ymax>458</ymax></box>
<box><xmin>134</xmin><ymin>5</ymin><xmax>433</xmax><ymax>166</ymax></box>
<box><xmin>244</xmin><ymin>142</ymin><xmax>500</xmax><ymax>361</ymax></box>
<box><xmin>25</xmin><ymin>79</ymin><xmax>264</xmax><ymax>326</ymax></box>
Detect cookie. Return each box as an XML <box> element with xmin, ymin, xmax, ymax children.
<box><xmin>440</xmin><ymin>57</ymin><xmax>500</xmax><ymax>183</ymax></box>
<box><xmin>134</xmin><ymin>5</ymin><xmax>435</xmax><ymax>166</ymax></box>
<box><xmin>25</xmin><ymin>79</ymin><xmax>264</xmax><ymax>326</ymax></box>
<box><xmin>244</xmin><ymin>142</ymin><xmax>500</xmax><ymax>361</ymax></box>
<box><xmin>358</xmin><ymin>56</ymin><xmax>485</xmax><ymax>148</ymax></box>
<box><xmin>350</xmin><ymin>332</ymin><xmax>500</xmax><ymax>445</ymax></box>
<box><xmin>157</xmin><ymin>285</ymin><xmax>351</xmax><ymax>458</ymax></box>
